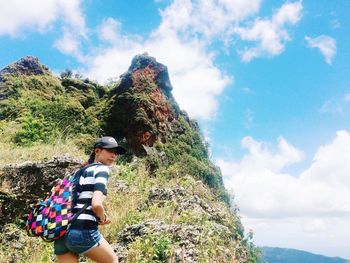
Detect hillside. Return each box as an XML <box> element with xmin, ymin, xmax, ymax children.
<box><xmin>0</xmin><ymin>55</ymin><xmax>258</xmax><ymax>262</ymax></box>
<box><xmin>259</xmin><ymin>247</ymin><xmax>350</xmax><ymax>263</ymax></box>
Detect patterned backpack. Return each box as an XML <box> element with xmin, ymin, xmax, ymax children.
<box><xmin>25</xmin><ymin>166</ymin><xmax>88</xmax><ymax>242</ymax></box>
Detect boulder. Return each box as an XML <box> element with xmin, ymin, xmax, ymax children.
<box><xmin>0</xmin><ymin>155</ymin><xmax>82</xmax><ymax>224</ymax></box>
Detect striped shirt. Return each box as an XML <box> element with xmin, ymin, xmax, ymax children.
<box><xmin>71</xmin><ymin>163</ymin><xmax>110</xmax><ymax>229</ymax></box>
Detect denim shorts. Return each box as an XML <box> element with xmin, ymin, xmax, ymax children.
<box><xmin>54</xmin><ymin>228</ymin><xmax>102</xmax><ymax>255</ymax></box>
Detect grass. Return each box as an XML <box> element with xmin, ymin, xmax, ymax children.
<box><xmin>0</xmin><ymin>132</ymin><xmax>254</xmax><ymax>263</ymax></box>
<box><xmin>0</xmin><ymin>121</ymin><xmax>87</xmax><ymax>166</ymax></box>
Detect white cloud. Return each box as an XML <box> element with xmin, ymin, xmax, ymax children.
<box><xmin>0</xmin><ymin>0</ymin><xmax>57</xmax><ymax>36</ymax></box>
<box><xmin>0</xmin><ymin>0</ymin><xmax>86</xmax><ymax>37</ymax></box>
<box><xmin>54</xmin><ymin>31</ymin><xmax>85</xmax><ymax>61</ymax></box>
<box><xmin>58</xmin><ymin>0</ymin><xmax>87</xmax><ymax>37</ymax></box>
<box><xmin>218</xmin><ymin>131</ymin><xmax>350</xmax><ymax>217</ymax></box>
<box><xmin>53</xmin><ymin>0</ymin><xmax>87</xmax><ymax>59</ymax></box>
<box><xmin>217</xmin><ymin>131</ymin><xmax>350</xmax><ymax>258</ymax></box>
<box><xmin>147</xmin><ymin>33</ymin><xmax>232</xmax><ymax>119</ymax></box>
<box><xmin>158</xmin><ymin>0</ymin><xmax>261</xmax><ymax>40</ymax></box>
<box><xmin>0</xmin><ymin>0</ymin><xmax>87</xmax><ymax>61</ymax></box>
<box><xmin>98</xmin><ymin>18</ymin><xmax>122</xmax><ymax>44</ymax></box>
<box><xmin>305</xmin><ymin>35</ymin><xmax>336</xmax><ymax>64</ymax></box>
<box><xmin>235</xmin><ymin>1</ymin><xmax>303</xmax><ymax>62</ymax></box>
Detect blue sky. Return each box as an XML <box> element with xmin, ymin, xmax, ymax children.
<box><xmin>1</xmin><ymin>0</ymin><xmax>350</xmax><ymax>259</ymax></box>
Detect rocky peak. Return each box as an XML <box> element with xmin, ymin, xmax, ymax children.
<box><xmin>122</xmin><ymin>53</ymin><xmax>173</xmax><ymax>95</ymax></box>
<box><xmin>105</xmin><ymin>54</ymin><xmax>184</xmax><ymax>155</ymax></box>
<box><xmin>0</xmin><ymin>56</ymin><xmax>50</xmax><ymax>82</ymax></box>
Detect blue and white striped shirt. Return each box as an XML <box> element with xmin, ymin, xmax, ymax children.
<box><xmin>71</xmin><ymin>163</ymin><xmax>109</xmax><ymax>229</ymax></box>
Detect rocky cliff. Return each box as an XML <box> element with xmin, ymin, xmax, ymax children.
<box><xmin>104</xmin><ymin>54</ymin><xmax>182</xmax><ymax>155</ymax></box>
<box><xmin>0</xmin><ymin>55</ymin><xmax>258</xmax><ymax>262</ymax></box>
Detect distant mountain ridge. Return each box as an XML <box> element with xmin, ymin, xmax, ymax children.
<box><xmin>260</xmin><ymin>247</ymin><xmax>350</xmax><ymax>263</ymax></box>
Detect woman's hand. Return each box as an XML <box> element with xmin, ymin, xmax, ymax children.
<box><xmin>98</xmin><ymin>213</ymin><xmax>111</xmax><ymax>225</ymax></box>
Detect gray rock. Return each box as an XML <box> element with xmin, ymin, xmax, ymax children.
<box><xmin>0</xmin><ymin>155</ymin><xmax>83</xmax><ymax>224</ymax></box>
<box><xmin>140</xmin><ymin>187</ymin><xmax>223</xmax><ymax>223</ymax></box>
<box><xmin>115</xmin><ymin>220</ymin><xmax>202</xmax><ymax>262</ymax></box>
<box><xmin>0</xmin><ymin>56</ymin><xmax>50</xmax><ymax>82</ymax></box>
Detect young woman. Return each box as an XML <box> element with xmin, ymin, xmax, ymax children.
<box><xmin>54</xmin><ymin>136</ymin><xmax>125</xmax><ymax>263</ymax></box>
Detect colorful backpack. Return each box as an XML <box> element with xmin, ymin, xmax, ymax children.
<box><xmin>25</xmin><ymin>166</ymin><xmax>88</xmax><ymax>242</ymax></box>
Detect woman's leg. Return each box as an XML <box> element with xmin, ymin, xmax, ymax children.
<box><xmin>57</xmin><ymin>252</ymin><xmax>79</xmax><ymax>263</ymax></box>
<box><xmin>84</xmin><ymin>238</ymin><xmax>118</xmax><ymax>263</ymax></box>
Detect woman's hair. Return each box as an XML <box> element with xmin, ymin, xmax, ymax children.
<box><xmin>87</xmin><ymin>150</ymin><xmax>96</xmax><ymax>164</ymax></box>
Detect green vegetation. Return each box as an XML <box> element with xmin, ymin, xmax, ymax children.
<box><xmin>128</xmin><ymin>234</ymin><xmax>173</xmax><ymax>262</ymax></box>
<box><xmin>0</xmin><ymin>58</ymin><xmax>258</xmax><ymax>262</ymax></box>
<box><xmin>0</xmin><ymin>74</ymin><xmax>104</xmax><ymax>147</ymax></box>
<box><xmin>146</xmin><ymin>116</ymin><xmax>231</xmax><ymax>204</ymax></box>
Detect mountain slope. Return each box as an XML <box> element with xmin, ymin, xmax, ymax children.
<box><xmin>0</xmin><ymin>54</ymin><xmax>258</xmax><ymax>262</ymax></box>
<box><xmin>259</xmin><ymin>247</ymin><xmax>350</xmax><ymax>263</ymax></box>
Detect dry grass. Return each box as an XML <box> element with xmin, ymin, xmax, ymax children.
<box><xmin>0</xmin><ymin>127</ymin><xmax>248</xmax><ymax>262</ymax></box>
<box><xmin>101</xmin><ymin>163</ymin><xmax>155</xmax><ymax>242</ymax></box>
<box><xmin>0</xmin><ymin>121</ymin><xmax>87</xmax><ymax>166</ymax></box>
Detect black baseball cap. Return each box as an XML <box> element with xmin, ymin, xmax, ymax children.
<box><xmin>94</xmin><ymin>136</ymin><xmax>126</xmax><ymax>154</ymax></box>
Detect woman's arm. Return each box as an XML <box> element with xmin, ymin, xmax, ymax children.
<box><xmin>91</xmin><ymin>190</ymin><xmax>110</xmax><ymax>225</ymax></box>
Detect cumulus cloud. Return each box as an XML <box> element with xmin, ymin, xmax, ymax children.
<box><xmin>0</xmin><ymin>0</ymin><xmax>87</xmax><ymax>61</ymax></box>
<box><xmin>218</xmin><ymin>131</ymin><xmax>350</xmax><ymax>218</ymax></box>
<box><xmin>235</xmin><ymin>1</ymin><xmax>303</xmax><ymax>62</ymax></box>
<box><xmin>0</xmin><ymin>0</ymin><xmax>57</xmax><ymax>36</ymax></box>
<box><xmin>0</xmin><ymin>0</ymin><xmax>86</xmax><ymax>37</ymax></box>
<box><xmin>217</xmin><ymin>131</ymin><xmax>350</xmax><ymax>257</ymax></box>
<box><xmin>305</xmin><ymin>35</ymin><xmax>336</xmax><ymax>64</ymax></box>
<box><xmin>53</xmin><ymin>0</ymin><xmax>87</xmax><ymax>59</ymax></box>
<box><xmin>147</xmin><ymin>33</ymin><xmax>232</xmax><ymax>119</ymax></box>
<box><xmin>158</xmin><ymin>0</ymin><xmax>261</xmax><ymax>39</ymax></box>
<box><xmin>98</xmin><ymin>18</ymin><xmax>122</xmax><ymax>44</ymax></box>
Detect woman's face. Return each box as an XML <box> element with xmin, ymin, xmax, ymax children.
<box><xmin>95</xmin><ymin>148</ymin><xmax>119</xmax><ymax>166</ymax></box>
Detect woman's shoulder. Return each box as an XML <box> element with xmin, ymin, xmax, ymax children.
<box><xmin>91</xmin><ymin>163</ymin><xmax>110</xmax><ymax>174</ymax></box>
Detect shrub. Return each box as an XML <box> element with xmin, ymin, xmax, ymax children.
<box><xmin>14</xmin><ymin>114</ymin><xmax>58</xmax><ymax>146</ymax></box>
<box><xmin>128</xmin><ymin>234</ymin><xmax>173</xmax><ymax>262</ymax></box>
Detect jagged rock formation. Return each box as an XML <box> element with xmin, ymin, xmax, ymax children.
<box><xmin>0</xmin><ymin>156</ymin><xmax>82</xmax><ymax>224</ymax></box>
<box><xmin>0</xmin><ymin>56</ymin><xmax>52</xmax><ymax>101</ymax></box>
<box><xmin>0</xmin><ymin>56</ymin><xmax>106</xmax><ymax>144</ymax></box>
<box><xmin>0</xmin><ymin>56</ymin><xmax>50</xmax><ymax>82</ymax></box>
<box><xmin>104</xmin><ymin>53</ymin><xmax>184</xmax><ymax>155</ymax></box>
